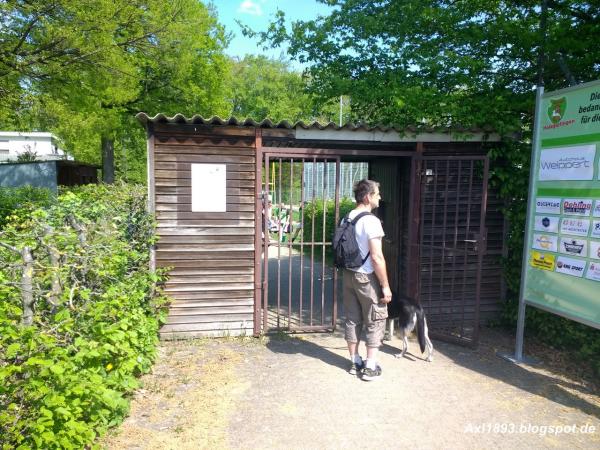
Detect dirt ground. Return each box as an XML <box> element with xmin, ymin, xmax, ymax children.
<box><xmin>101</xmin><ymin>327</ymin><xmax>600</xmax><ymax>450</ymax></box>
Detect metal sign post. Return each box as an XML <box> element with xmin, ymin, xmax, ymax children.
<box><xmin>499</xmin><ymin>86</ymin><xmax>544</xmax><ymax>364</ymax></box>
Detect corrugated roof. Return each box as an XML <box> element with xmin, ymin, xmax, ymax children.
<box><xmin>135</xmin><ymin>113</ymin><xmax>404</xmax><ymax>132</ymax></box>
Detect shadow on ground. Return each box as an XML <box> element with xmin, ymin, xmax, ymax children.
<box><xmin>266</xmin><ymin>326</ymin><xmax>600</xmax><ymax>420</ymax></box>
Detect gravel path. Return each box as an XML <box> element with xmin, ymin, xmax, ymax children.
<box><xmin>103</xmin><ymin>328</ymin><xmax>600</xmax><ymax>450</ymax></box>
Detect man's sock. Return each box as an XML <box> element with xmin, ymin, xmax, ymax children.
<box><xmin>352</xmin><ymin>354</ymin><xmax>363</xmax><ymax>364</ymax></box>
<box><xmin>365</xmin><ymin>358</ymin><xmax>377</xmax><ymax>370</ymax></box>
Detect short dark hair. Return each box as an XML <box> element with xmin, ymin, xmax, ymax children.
<box><xmin>353</xmin><ymin>179</ymin><xmax>379</xmax><ymax>204</ymax></box>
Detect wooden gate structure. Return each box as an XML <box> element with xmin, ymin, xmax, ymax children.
<box><xmin>138</xmin><ymin>114</ymin><xmax>506</xmax><ymax>346</ymax></box>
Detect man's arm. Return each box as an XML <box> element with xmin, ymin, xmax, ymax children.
<box><xmin>368</xmin><ymin>237</ymin><xmax>392</xmax><ymax>303</ymax></box>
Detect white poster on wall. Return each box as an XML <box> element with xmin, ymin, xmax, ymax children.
<box><xmin>191</xmin><ymin>164</ymin><xmax>227</xmax><ymax>212</ymax></box>
<box><xmin>538</xmin><ymin>145</ymin><xmax>596</xmax><ymax>181</ymax></box>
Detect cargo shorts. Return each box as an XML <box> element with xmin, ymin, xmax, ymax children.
<box><xmin>342</xmin><ymin>269</ymin><xmax>388</xmax><ymax>348</ymax></box>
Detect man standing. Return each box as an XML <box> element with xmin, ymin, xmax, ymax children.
<box><xmin>343</xmin><ymin>179</ymin><xmax>392</xmax><ymax>381</ymax></box>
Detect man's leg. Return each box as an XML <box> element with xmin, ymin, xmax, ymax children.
<box><xmin>355</xmin><ymin>272</ymin><xmax>387</xmax><ymax>379</ymax></box>
<box><xmin>343</xmin><ymin>270</ymin><xmax>363</xmax><ymax>372</ymax></box>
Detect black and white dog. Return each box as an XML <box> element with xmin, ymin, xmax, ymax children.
<box><xmin>385</xmin><ymin>294</ymin><xmax>434</xmax><ymax>362</ymax></box>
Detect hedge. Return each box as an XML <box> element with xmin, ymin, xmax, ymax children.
<box><xmin>0</xmin><ymin>183</ymin><xmax>168</xmax><ymax>449</ymax></box>
<box><xmin>0</xmin><ymin>186</ymin><xmax>54</xmax><ymax>230</ymax></box>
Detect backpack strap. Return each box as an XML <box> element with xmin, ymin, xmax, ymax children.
<box><xmin>350</xmin><ymin>211</ymin><xmax>373</xmax><ymax>265</ymax></box>
<box><xmin>351</xmin><ymin>211</ymin><xmax>372</xmax><ymax>225</ymax></box>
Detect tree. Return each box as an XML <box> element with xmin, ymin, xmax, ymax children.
<box><xmin>226</xmin><ymin>55</ymin><xmax>314</xmax><ymax>122</ymax></box>
<box><xmin>246</xmin><ymin>0</ymin><xmax>600</xmax><ymax>303</ymax></box>
<box><xmin>248</xmin><ymin>0</ymin><xmax>599</xmax><ymax>132</ymax></box>
<box><xmin>0</xmin><ymin>0</ymin><xmax>231</xmax><ymax>182</ymax></box>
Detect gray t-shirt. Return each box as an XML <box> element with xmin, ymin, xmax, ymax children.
<box><xmin>347</xmin><ymin>209</ymin><xmax>385</xmax><ymax>274</ymax></box>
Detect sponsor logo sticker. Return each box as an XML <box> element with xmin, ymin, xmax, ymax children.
<box><xmin>555</xmin><ymin>256</ymin><xmax>586</xmax><ymax>278</ymax></box>
<box><xmin>562</xmin><ymin>198</ymin><xmax>593</xmax><ymax>216</ymax></box>
<box><xmin>593</xmin><ymin>200</ymin><xmax>600</xmax><ymax>218</ymax></box>
<box><xmin>534</xmin><ymin>215</ymin><xmax>559</xmax><ymax>233</ymax></box>
<box><xmin>530</xmin><ymin>251</ymin><xmax>555</xmax><ymax>271</ymax></box>
<box><xmin>538</xmin><ymin>145</ymin><xmax>595</xmax><ymax>181</ymax></box>
<box><xmin>589</xmin><ymin>241</ymin><xmax>600</xmax><ymax>260</ymax></box>
<box><xmin>535</xmin><ymin>197</ymin><xmax>561</xmax><ymax>214</ymax></box>
<box><xmin>592</xmin><ymin>221</ymin><xmax>600</xmax><ymax>238</ymax></box>
<box><xmin>560</xmin><ymin>218</ymin><xmax>591</xmax><ymax>236</ymax></box>
<box><xmin>586</xmin><ymin>262</ymin><xmax>600</xmax><ymax>282</ymax></box>
<box><xmin>559</xmin><ymin>237</ymin><xmax>588</xmax><ymax>257</ymax></box>
<box><xmin>533</xmin><ymin>234</ymin><xmax>558</xmax><ymax>252</ymax></box>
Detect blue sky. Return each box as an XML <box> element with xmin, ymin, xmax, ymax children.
<box><xmin>212</xmin><ymin>0</ymin><xmax>333</xmax><ymax>67</ymax></box>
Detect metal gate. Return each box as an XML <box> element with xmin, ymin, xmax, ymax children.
<box><xmin>260</xmin><ymin>154</ymin><xmax>342</xmax><ymax>332</ymax></box>
<box><xmin>417</xmin><ymin>156</ymin><xmax>489</xmax><ymax>346</ymax></box>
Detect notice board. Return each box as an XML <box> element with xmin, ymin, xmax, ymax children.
<box><xmin>522</xmin><ymin>80</ymin><xmax>600</xmax><ymax>329</ymax></box>
<box><xmin>191</xmin><ymin>164</ymin><xmax>226</xmax><ymax>212</ymax></box>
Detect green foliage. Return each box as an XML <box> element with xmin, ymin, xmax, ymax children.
<box><xmin>16</xmin><ymin>151</ymin><xmax>38</xmax><ymax>163</ymax></box>
<box><xmin>0</xmin><ymin>186</ymin><xmax>54</xmax><ymax>230</ymax></box>
<box><xmin>228</xmin><ymin>55</ymin><xmax>313</xmax><ymax>122</ymax></box>
<box><xmin>1</xmin><ymin>0</ymin><xmax>232</xmax><ymax>182</ymax></box>
<box><xmin>302</xmin><ymin>197</ymin><xmax>355</xmax><ymax>244</ymax></box>
<box><xmin>251</xmin><ymin>1</ymin><xmax>599</xmax><ymax>132</ymax></box>
<box><xmin>488</xmin><ymin>141</ymin><xmax>532</xmax><ymax>295</ymax></box>
<box><xmin>268</xmin><ymin>161</ymin><xmax>304</xmax><ymax>205</ymax></box>
<box><xmin>0</xmin><ymin>183</ymin><xmax>168</xmax><ymax>449</ymax></box>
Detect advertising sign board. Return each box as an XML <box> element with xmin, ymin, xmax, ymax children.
<box><xmin>521</xmin><ymin>80</ymin><xmax>600</xmax><ymax>330</ymax></box>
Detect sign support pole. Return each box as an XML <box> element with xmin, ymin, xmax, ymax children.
<box><xmin>498</xmin><ymin>86</ymin><xmax>544</xmax><ymax>364</ymax></box>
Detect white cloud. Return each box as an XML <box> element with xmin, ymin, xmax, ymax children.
<box><xmin>237</xmin><ymin>0</ymin><xmax>263</xmax><ymax>16</ymax></box>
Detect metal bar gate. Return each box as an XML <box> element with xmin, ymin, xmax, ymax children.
<box><xmin>417</xmin><ymin>155</ymin><xmax>489</xmax><ymax>347</ymax></box>
<box><xmin>260</xmin><ymin>153</ymin><xmax>342</xmax><ymax>332</ymax></box>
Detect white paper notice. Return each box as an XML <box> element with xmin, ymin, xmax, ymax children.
<box><xmin>538</xmin><ymin>145</ymin><xmax>596</xmax><ymax>181</ymax></box>
<box><xmin>191</xmin><ymin>164</ymin><xmax>226</xmax><ymax>212</ymax></box>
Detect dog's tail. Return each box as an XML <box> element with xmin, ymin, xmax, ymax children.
<box><xmin>416</xmin><ymin>307</ymin><xmax>426</xmax><ymax>353</ymax></box>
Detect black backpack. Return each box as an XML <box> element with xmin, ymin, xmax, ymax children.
<box><xmin>332</xmin><ymin>211</ymin><xmax>372</xmax><ymax>269</ymax></box>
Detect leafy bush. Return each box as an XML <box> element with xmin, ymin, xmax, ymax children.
<box><xmin>0</xmin><ymin>183</ymin><xmax>168</xmax><ymax>449</ymax></box>
<box><xmin>0</xmin><ymin>186</ymin><xmax>54</xmax><ymax>230</ymax></box>
<box><xmin>301</xmin><ymin>197</ymin><xmax>355</xmax><ymax>244</ymax></box>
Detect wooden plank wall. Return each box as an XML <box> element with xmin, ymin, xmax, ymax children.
<box><xmin>152</xmin><ymin>129</ymin><xmax>256</xmax><ymax>338</ymax></box>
